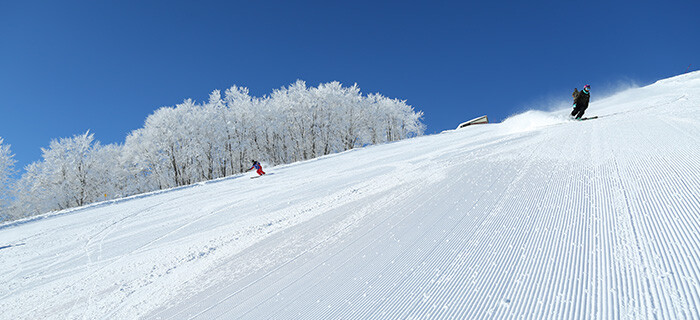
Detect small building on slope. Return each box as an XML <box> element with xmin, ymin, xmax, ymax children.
<box><xmin>457</xmin><ymin>115</ymin><xmax>489</xmax><ymax>129</ymax></box>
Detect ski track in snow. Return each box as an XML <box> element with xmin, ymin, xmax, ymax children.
<box><xmin>1</xmin><ymin>71</ymin><xmax>699</xmax><ymax>319</ymax></box>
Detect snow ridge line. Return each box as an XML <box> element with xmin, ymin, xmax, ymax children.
<box><xmin>341</xmin><ymin>174</ymin><xmax>479</xmax><ymax>319</ymax></box>
<box><xmin>601</xmin><ymin>115</ymin><xmax>700</xmax><ymax>318</ymax></box>
<box><xmin>311</xmin><ymin>132</ymin><xmax>549</xmax><ymax>319</ymax></box>
<box><xmin>146</xmin><ymin>163</ymin><xmax>439</xmax><ymax>319</ymax></box>
<box><xmin>438</xmin><ymin>134</ymin><xmax>550</xmax><ymax>319</ymax></box>
<box><xmin>21</xmin><ymin>196</ymin><xmax>226</xmax><ymax>318</ymax></box>
<box><xmin>628</xmin><ymin>119</ymin><xmax>699</xmax><ymax>317</ymax></box>
<box><xmin>144</xmin><ymin>180</ymin><xmax>400</xmax><ymax>318</ymax></box>
<box><xmin>231</xmin><ymin>177</ymin><xmax>456</xmax><ymax>320</ymax></box>
<box><xmin>0</xmin><ymin>173</ymin><xmax>246</xmax><ymax>232</ymax></box>
<box><xmin>310</xmin><ymin>149</ymin><xmax>497</xmax><ymax>319</ymax></box>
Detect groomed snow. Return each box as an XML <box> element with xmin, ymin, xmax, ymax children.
<box><xmin>1</xmin><ymin>71</ymin><xmax>699</xmax><ymax>319</ymax></box>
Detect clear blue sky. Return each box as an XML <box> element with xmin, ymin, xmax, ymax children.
<box><xmin>1</xmin><ymin>0</ymin><xmax>698</xmax><ymax>171</ymax></box>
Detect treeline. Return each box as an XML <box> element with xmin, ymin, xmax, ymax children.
<box><xmin>0</xmin><ymin>80</ymin><xmax>424</xmax><ymax>220</ymax></box>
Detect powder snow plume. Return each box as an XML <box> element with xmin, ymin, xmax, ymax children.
<box><xmin>499</xmin><ymin>110</ymin><xmax>569</xmax><ymax>134</ymax></box>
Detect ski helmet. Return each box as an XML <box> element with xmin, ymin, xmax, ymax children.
<box><xmin>583</xmin><ymin>84</ymin><xmax>591</xmax><ymax>90</ymax></box>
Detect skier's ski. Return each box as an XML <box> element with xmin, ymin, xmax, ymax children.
<box><xmin>570</xmin><ymin>116</ymin><xmax>598</xmax><ymax>121</ymax></box>
<box><xmin>578</xmin><ymin>116</ymin><xmax>598</xmax><ymax>121</ymax></box>
<box><xmin>0</xmin><ymin>243</ymin><xmax>25</xmax><ymax>250</ymax></box>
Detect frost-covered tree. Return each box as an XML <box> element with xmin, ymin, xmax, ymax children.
<box><xmin>0</xmin><ymin>137</ymin><xmax>16</xmax><ymax>219</ymax></box>
<box><xmin>9</xmin><ymin>80</ymin><xmax>425</xmax><ymax>219</ymax></box>
<box><xmin>125</xmin><ymin>107</ymin><xmax>179</xmax><ymax>189</ymax></box>
<box><xmin>12</xmin><ymin>131</ymin><xmax>107</xmax><ymax>216</ymax></box>
<box><xmin>11</xmin><ymin>162</ymin><xmax>46</xmax><ymax>217</ymax></box>
<box><xmin>91</xmin><ymin>143</ymin><xmax>129</xmax><ymax>199</ymax></box>
<box><xmin>223</xmin><ymin>85</ymin><xmax>256</xmax><ymax>172</ymax></box>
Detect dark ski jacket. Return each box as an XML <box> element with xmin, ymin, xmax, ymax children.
<box><xmin>574</xmin><ymin>89</ymin><xmax>590</xmax><ymax>109</ymax></box>
<box><xmin>249</xmin><ymin>161</ymin><xmax>262</xmax><ymax>171</ymax></box>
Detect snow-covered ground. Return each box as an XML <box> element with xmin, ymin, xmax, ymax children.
<box><xmin>1</xmin><ymin>71</ymin><xmax>699</xmax><ymax>319</ymax></box>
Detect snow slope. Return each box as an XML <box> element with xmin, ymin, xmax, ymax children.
<box><xmin>1</xmin><ymin>71</ymin><xmax>699</xmax><ymax>319</ymax></box>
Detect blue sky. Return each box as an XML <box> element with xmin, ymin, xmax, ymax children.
<box><xmin>1</xmin><ymin>0</ymin><xmax>698</xmax><ymax>171</ymax></box>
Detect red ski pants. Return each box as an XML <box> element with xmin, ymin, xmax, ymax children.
<box><xmin>256</xmin><ymin>168</ymin><xmax>266</xmax><ymax>175</ymax></box>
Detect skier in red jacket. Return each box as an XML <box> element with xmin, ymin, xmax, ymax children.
<box><xmin>248</xmin><ymin>160</ymin><xmax>266</xmax><ymax>176</ymax></box>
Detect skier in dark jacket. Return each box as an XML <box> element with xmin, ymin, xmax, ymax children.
<box><xmin>571</xmin><ymin>84</ymin><xmax>591</xmax><ymax>119</ymax></box>
<box><xmin>248</xmin><ymin>160</ymin><xmax>266</xmax><ymax>176</ymax></box>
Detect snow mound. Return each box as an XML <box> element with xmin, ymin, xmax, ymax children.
<box><xmin>499</xmin><ymin>110</ymin><xmax>569</xmax><ymax>134</ymax></box>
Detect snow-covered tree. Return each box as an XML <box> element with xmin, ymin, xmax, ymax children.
<box><xmin>0</xmin><ymin>137</ymin><xmax>16</xmax><ymax>219</ymax></box>
<box><xmin>125</xmin><ymin>107</ymin><xmax>179</xmax><ymax>189</ymax></box>
<box><xmin>223</xmin><ymin>85</ymin><xmax>256</xmax><ymax>172</ymax></box>
<box><xmin>91</xmin><ymin>143</ymin><xmax>129</xmax><ymax>199</ymax></box>
<box><xmin>9</xmin><ymin>80</ymin><xmax>425</xmax><ymax>219</ymax></box>
<box><xmin>11</xmin><ymin>162</ymin><xmax>46</xmax><ymax>217</ymax></box>
<box><xmin>12</xmin><ymin>131</ymin><xmax>107</xmax><ymax>216</ymax></box>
